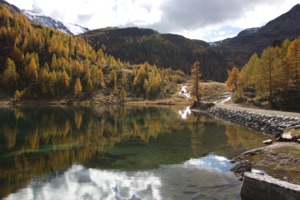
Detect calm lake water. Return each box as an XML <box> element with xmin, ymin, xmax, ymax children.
<box><xmin>0</xmin><ymin>106</ymin><xmax>272</xmax><ymax>200</ymax></box>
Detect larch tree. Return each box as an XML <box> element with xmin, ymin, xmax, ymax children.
<box><xmin>191</xmin><ymin>61</ymin><xmax>202</xmax><ymax>102</ymax></box>
<box><xmin>48</xmin><ymin>72</ymin><xmax>55</xmax><ymax>96</ymax></box>
<box><xmin>285</xmin><ymin>39</ymin><xmax>300</xmax><ymax>87</ymax></box>
<box><xmin>87</xmin><ymin>77</ymin><xmax>93</xmax><ymax>93</ymax></box>
<box><xmin>98</xmin><ymin>69</ymin><xmax>105</xmax><ymax>87</ymax></box>
<box><xmin>256</xmin><ymin>46</ymin><xmax>286</xmax><ymax>102</ymax></box>
<box><xmin>148</xmin><ymin>75</ymin><xmax>161</xmax><ymax>94</ymax></box>
<box><xmin>25</xmin><ymin>58</ymin><xmax>37</xmax><ymax>80</ymax></box>
<box><xmin>51</xmin><ymin>54</ymin><xmax>57</xmax><ymax>70</ymax></box>
<box><xmin>2</xmin><ymin>58</ymin><xmax>18</xmax><ymax>87</ymax></box>
<box><xmin>110</xmin><ymin>70</ymin><xmax>117</xmax><ymax>87</ymax></box>
<box><xmin>69</xmin><ymin>36</ymin><xmax>73</xmax><ymax>55</ymax></box>
<box><xmin>14</xmin><ymin>90</ymin><xmax>21</xmax><ymax>101</ymax></box>
<box><xmin>143</xmin><ymin>78</ymin><xmax>148</xmax><ymax>90</ymax></box>
<box><xmin>225</xmin><ymin>66</ymin><xmax>240</xmax><ymax>92</ymax></box>
<box><xmin>74</xmin><ymin>78</ymin><xmax>82</xmax><ymax>95</ymax></box>
<box><xmin>282</xmin><ymin>39</ymin><xmax>291</xmax><ymax>58</ymax></box>
<box><xmin>122</xmin><ymin>71</ymin><xmax>127</xmax><ymax>84</ymax></box>
<box><xmin>134</xmin><ymin>65</ymin><xmax>146</xmax><ymax>86</ymax></box>
<box><xmin>119</xmin><ymin>87</ymin><xmax>126</xmax><ymax>100</ymax></box>
<box><xmin>61</xmin><ymin>70</ymin><xmax>69</xmax><ymax>88</ymax></box>
<box><xmin>90</xmin><ymin>65</ymin><xmax>98</xmax><ymax>84</ymax></box>
<box><xmin>240</xmin><ymin>53</ymin><xmax>258</xmax><ymax>90</ymax></box>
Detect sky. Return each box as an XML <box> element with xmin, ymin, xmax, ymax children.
<box><xmin>6</xmin><ymin>0</ymin><xmax>300</xmax><ymax>42</ymax></box>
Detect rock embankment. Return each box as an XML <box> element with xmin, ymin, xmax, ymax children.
<box><xmin>210</xmin><ymin>107</ymin><xmax>300</xmax><ymax>137</ymax></box>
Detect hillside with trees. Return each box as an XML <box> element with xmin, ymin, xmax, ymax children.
<box><xmin>226</xmin><ymin>37</ymin><xmax>300</xmax><ymax>111</ymax></box>
<box><xmin>0</xmin><ymin>5</ymin><xmax>185</xmax><ymax>103</ymax></box>
<box><xmin>79</xmin><ymin>27</ymin><xmax>234</xmax><ymax>82</ymax></box>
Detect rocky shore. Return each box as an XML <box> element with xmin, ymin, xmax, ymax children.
<box><xmin>210</xmin><ymin>107</ymin><xmax>300</xmax><ymax>138</ymax></box>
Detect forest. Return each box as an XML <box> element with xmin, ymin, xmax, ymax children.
<box><xmin>226</xmin><ymin>38</ymin><xmax>300</xmax><ymax>105</ymax></box>
<box><xmin>80</xmin><ymin>28</ymin><xmax>249</xmax><ymax>82</ymax></box>
<box><xmin>0</xmin><ymin>5</ymin><xmax>184</xmax><ymax>102</ymax></box>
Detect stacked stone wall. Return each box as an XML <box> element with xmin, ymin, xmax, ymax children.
<box><xmin>210</xmin><ymin>107</ymin><xmax>300</xmax><ymax>137</ymax></box>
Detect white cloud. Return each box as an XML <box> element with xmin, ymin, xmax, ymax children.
<box><xmin>5</xmin><ymin>0</ymin><xmax>300</xmax><ymax>42</ymax></box>
<box><xmin>219</xmin><ymin>31</ymin><xmax>227</xmax><ymax>35</ymax></box>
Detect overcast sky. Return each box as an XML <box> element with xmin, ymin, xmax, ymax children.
<box><xmin>6</xmin><ymin>0</ymin><xmax>300</xmax><ymax>42</ymax></box>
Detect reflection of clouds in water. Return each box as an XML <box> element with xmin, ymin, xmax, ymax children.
<box><xmin>5</xmin><ymin>156</ymin><xmax>236</xmax><ymax>200</ymax></box>
<box><xmin>5</xmin><ymin>165</ymin><xmax>161</xmax><ymax>200</ymax></box>
<box><xmin>183</xmin><ymin>155</ymin><xmax>234</xmax><ymax>172</ymax></box>
<box><xmin>179</xmin><ymin>107</ymin><xmax>191</xmax><ymax>120</ymax></box>
<box><xmin>90</xmin><ymin>169</ymin><xmax>161</xmax><ymax>200</ymax></box>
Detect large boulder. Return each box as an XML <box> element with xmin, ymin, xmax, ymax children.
<box><xmin>253</xmin><ymin>101</ymin><xmax>262</xmax><ymax>106</ymax></box>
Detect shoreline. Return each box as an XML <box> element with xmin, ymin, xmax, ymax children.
<box><xmin>0</xmin><ymin>99</ymin><xmax>192</xmax><ymax>107</ymax></box>
<box><xmin>193</xmin><ymin>105</ymin><xmax>300</xmax><ymax>189</ymax></box>
<box><xmin>191</xmin><ymin>104</ymin><xmax>300</xmax><ymax>199</ymax></box>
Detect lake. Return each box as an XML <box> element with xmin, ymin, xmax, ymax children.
<box><xmin>0</xmin><ymin>105</ymin><xmax>272</xmax><ymax>200</ymax></box>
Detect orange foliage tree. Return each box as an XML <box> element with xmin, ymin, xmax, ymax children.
<box><xmin>225</xmin><ymin>66</ymin><xmax>240</xmax><ymax>91</ymax></box>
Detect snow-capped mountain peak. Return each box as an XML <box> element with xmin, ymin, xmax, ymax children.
<box><xmin>21</xmin><ymin>9</ymin><xmax>89</xmax><ymax>35</ymax></box>
<box><xmin>0</xmin><ymin>0</ymin><xmax>89</xmax><ymax>35</ymax></box>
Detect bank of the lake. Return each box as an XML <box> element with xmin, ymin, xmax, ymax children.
<box><xmin>204</xmin><ymin>105</ymin><xmax>300</xmax><ymax>186</ymax></box>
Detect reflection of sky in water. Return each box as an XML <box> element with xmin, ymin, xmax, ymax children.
<box><xmin>184</xmin><ymin>155</ymin><xmax>234</xmax><ymax>172</ymax></box>
<box><xmin>4</xmin><ymin>155</ymin><xmax>236</xmax><ymax>200</ymax></box>
<box><xmin>178</xmin><ymin>107</ymin><xmax>191</xmax><ymax>120</ymax></box>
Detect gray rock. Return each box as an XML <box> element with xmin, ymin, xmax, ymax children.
<box><xmin>253</xmin><ymin>101</ymin><xmax>262</xmax><ymax>106</ymax></box>
<box><xmin>263</xmin><ymin>139</ymin><xmax>273</xmax><ymax>144</ymax></box>
<box><xmin>282</xmin><ymin>131</ymin><xmax>293</xmax><ymax>140</ymax></box>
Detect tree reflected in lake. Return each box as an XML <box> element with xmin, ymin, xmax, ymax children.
<box><xmin>0</xmin><ymin>106</ymin><xmax>271</xmax><ymax>199</ymax></box>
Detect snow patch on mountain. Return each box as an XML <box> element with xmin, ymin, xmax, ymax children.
<box><xmin>209</xmin><ymin>27</ymin><xmax>261</xmax><ymax>47</ymax></box>
<box><xmin>20</xmin><ymin>10</ymin><xmax>89</xmax><ymax>35</ymax></box>
<box><xmin>237</xmin><ymin>27</ymin><xmax>261</xmax><ymax>36</ymax></box>
<box><xmin>209</xmin><ymin>38</ymin><xmax>231</xmax><ymax>47</ymax></box>
<box><xmin>64</xmin><ymin>23</ymin><xmax>89</xmax><ymax>35</ymax></box>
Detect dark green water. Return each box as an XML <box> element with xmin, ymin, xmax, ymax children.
<box><xmin>0</xmin><ymin>106</ymin><xmax>272</xmax><ymax>200</ymax></box>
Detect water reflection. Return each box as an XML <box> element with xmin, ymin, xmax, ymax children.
<box><xmin>0</xmin><ymin>106</ymin><xmax>272</xmax><ymax>199</ymax></box>
<box><xmin>5</xmin><ymin>155</ymin><xmax>238</xmax><ymax>200</ymax></box>
<box><xmin>179</xmin><ymin>107</ymin><xmax>191</xmax><ymax>120</ymax></box>
<box><xmin>185</xmin><ymin>155</ymin><xmax>234</xmax><ymax>172</ymax></box>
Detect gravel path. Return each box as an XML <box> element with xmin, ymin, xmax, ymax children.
<box><xmin>215</xmin><ymin>103</ymin><xmax>300</xmax><ymax>118</ymax></box>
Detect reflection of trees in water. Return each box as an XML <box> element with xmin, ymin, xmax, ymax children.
<box><xmin>0</xmin><ymin>106</ymin><xmax>190</xmax><ymax>199</ymax></box>
<box><xmin>186</xmin><ymin>113</ymin><xmax>205</xmax><ymax>157</ymax></box>
<box><xmin>225</xmin><ymin>125</ymin><xmax>241</xmax><ymax>149</ymax></box>
<box><xmin>224</xmin><ymin>124</ymin><xmax>271</xmax><ymax>150</ymax></box>
<box><xmin>74</xmin><ymin>112</ymin><xmax>82</xmax><ymax>130</ymax></box>
<box><xmin>1</xmin><ymin>106</ymin><xmax>269</xmax><ymax>199</ymax></box>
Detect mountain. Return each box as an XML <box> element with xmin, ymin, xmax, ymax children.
<box><xmin>0</xmin><ymin>0</ymin><xmax>89</xmax><ymax>35</ymax></box>
<box><xmin>79</xmin><ymin>27</ymin><xmax>230</xmax><ymax>81</ymax></box>
<box><xmin>213</xmin><ymin>4</ymin><xmax>300</xmax><ymax>53</ymax></box>
<box><xmin>79</xmin><ymin>4</ymin><xmax>300</xmax><ymax>80</ymax></box>
<box><xmin>21</xmin><ymin>10</ymin><xmax>89</xmax><ymax>35</ymax></box>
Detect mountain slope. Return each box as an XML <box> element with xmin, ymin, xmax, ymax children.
<box><xmin>79</xmin><ymin>27</ymin><xmax>230</xmax><ymax>82</ymax></box>
<box><xmin>215</xmin><ymin>4</ymin><xmax>300</xmax><ymax>52</ymax></box>
<box><xmin>0</xmin><ymin>0</ymin><xmax>89</xmax><ymax>35</ymax></box>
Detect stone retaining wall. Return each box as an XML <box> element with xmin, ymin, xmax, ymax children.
<box><xmin>210</xmin><ymin>107</ymin><xmax>300</xmax><ymax>137</ymax></box>
<box><xmin>241</xmin><ymin>172</ymin><xmax>300</xmax><ymax>200</ymax></box>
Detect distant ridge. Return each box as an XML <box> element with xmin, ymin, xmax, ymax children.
<box><xmin>212</xmin><ymin>4</ymin><xmax>300</xmax><ymax>52</ymax></box>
